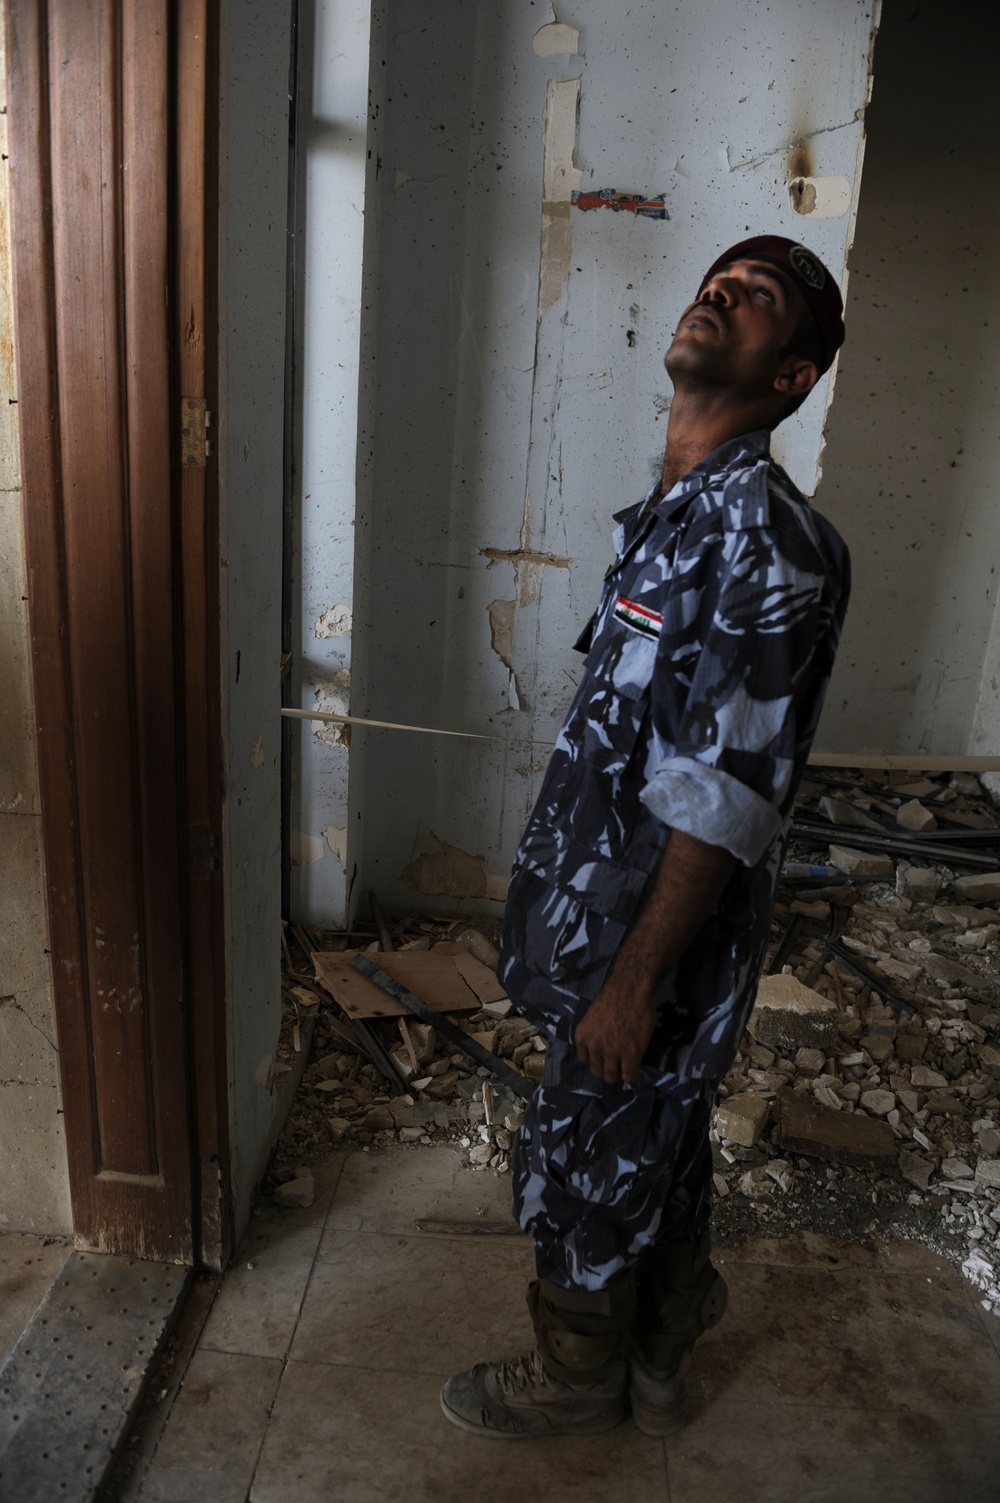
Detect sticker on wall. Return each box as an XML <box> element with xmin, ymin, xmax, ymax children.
<box><xmin>572</xmin><ymin>189</ymin><xmax>669</xmax><ymax>220</ymax></box>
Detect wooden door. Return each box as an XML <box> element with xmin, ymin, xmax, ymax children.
<box><xmin>6</xmin><ymin>0</ymin><xmax>229</xmax><ymax>1267</ymax></box>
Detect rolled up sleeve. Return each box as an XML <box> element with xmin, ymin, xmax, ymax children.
<box><xmin>641</xmin><ymin>524</ymin><xmax>835</xmax><ymax>865</ymax></box>
<box><xmin>640</xmin><ymin>756</ymin><xmax>783</xmax><ymax>865</ymax></box>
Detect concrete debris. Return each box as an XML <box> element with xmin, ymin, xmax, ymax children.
<box><xmin>953</xmin><ymin>872</ymin><xmax>1000</xmax><ymax>903</ymax></box>
<box><xmin>896</xmin><ymin>865</ymin><xmax>943</xmax><ymax>902</ymax></box>
<box><xmin>976</xmin><ymin>1159</ymin><xmax>1000</xmax><ymax>1190</ymax></box>
<box><xmin>898</xmin><ymin>1149</ymin><xmax>937</xmax><ymax>1190</ymax></box>
<box><xmin>777</xmin><ymin>1090</ymin><xmax>898</xmax><ymax>1169</ymax></box>
<box><xmin>272</xmin><ymin>1171</ymin><xmax>316</xmax><ymax>1209</ymax></box>
<box><xmin>714</xmin><ymin>1092</ymin><xmax>770</xmax><ymax>1147</ymax></box>
<box><xmin>828</xmin><ymin>845</ymin><xmax>895</xmax><ymax>880</ymax></box>
<box><xmin>860</xmin><ymin>1088</ymin><xmax>896</xmax><ymax>1117</ymax></box>
<box><xmin>749</xmin><ymin>973</ymin><xmax>839</xmax><ymax>1051</ymax></box>
<box><xmin>897</xmin><ymin>799</ymin><xmax>937</xmax><ymax>832</ymax></box>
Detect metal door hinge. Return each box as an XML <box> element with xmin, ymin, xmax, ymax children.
<box><xmin>181</xmin><ymin>398</ymin><xmax>212</xmax><ymax>467</ymax></box>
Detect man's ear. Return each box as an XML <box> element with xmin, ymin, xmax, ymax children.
<box><xmin>774</xmin><ymin>355</ymin><xmax>819</xmax><ymax>401</ymax></box>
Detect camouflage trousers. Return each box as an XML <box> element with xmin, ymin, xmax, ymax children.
<box><xmin>511</xmin><ymin>1035</ymin><xmax>717</xmax><ymax>1292</ymax></box>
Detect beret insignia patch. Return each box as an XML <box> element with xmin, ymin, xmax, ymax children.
<box><xmin>789</xmin><ymin>243</ymin><xmax>826</xmax><ymax>290</ymax></box>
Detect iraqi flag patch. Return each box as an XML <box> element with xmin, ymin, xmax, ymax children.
<box><xmin>614</xmin><ymin>596</ymin><xmax>663</xmax><ymax>640</ymax></box>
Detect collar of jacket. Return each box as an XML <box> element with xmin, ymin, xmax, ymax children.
<box><xmin>613</xmin><ymin>427</ymin><xmax>773</xmax><ymax>531</ymax></box>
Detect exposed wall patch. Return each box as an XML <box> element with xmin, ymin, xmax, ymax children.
<box><xmin>323</xmin><ymin>824</ymin><xmax>348</xmax><ymax>862</ymax></box>
<box><xmin>314</xmin><ymin>603</ymin><xmax>353</xmax><ymax>638</ymax></box>
<box><xmin>532</xmin><ymin>21</ymin><xmax>580</xmax><ymax>57</ymax></box>
<box><xmin>487</xmin><ymin>598</ymin><xmax>516</xmax><ymax>672</ymax></box>
<box><xmin>788</xmin><ymin>174</ymin><xmax>851</xmax><ymax>218</ymax></box>
<box><xmin>571</xmin><ymin>189</ymin><xmax>668</xmax><ymax>220</ymax></box>
<box><xmin>291</xmin><ymin>832</ymin><xmax>326</xmax><ymax>867</ymax></box>
<box><xmin>539</xmin><ymin>79</ymin><xmax>582</xmax><ymax>315</ymax></box>
<box><xmin>250</xmin><ymin>736</ymin><xmax>265</xmax><ymax>769</ymax></box>
<box><xmin>401</xmin><ymin>832</ymin><xmax>509</xmax><ymax>901</ymax></box>
<box><xmin>312</xmin><ymin>669</ymin><xmax>352</xmax><ymax>748</ymax></box>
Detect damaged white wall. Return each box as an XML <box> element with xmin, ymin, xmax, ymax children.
<box><xmin>0</xmin><ymin>31</ymin><xmax>71</xmax><ymax>1235</ymax></box>
<box><xmin>817</xmin><ymin>0</ymin><xmax>1000</xmax><ymax>758</ymax></box>
<box><xmin>294</xmin><ymin>0</ymin><xmax>879</xmax><ymax>921</ymax></box>
<box><xmin>219</xmin><ymin>0</ymin><xmax>294</xmax><ymax>1228</ymax></box>
<box><xmin>289</xmin><ymin>0</ymin><xmax>376</xmax><ymax>924</ymax></box>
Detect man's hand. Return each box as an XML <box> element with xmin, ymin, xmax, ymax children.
<box><xmin>573</xmin><ymin>830</ymin><xmax>737</xmax><ymax>1086</ymax></box>
<box><xmin>575</xmin><ymin>978</ymin><xmax>658</xmax><ymax>1085</ymax></box>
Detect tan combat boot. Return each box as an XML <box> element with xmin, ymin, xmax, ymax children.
<box><xmin>627</xmin><ymin>1231</ymin><xmax>728</xmax><ymax>1437</ymax></box>
<box><xmin>440</xmin><ymin>1270</ymin><xmax>634</xmax><ymax>1439</ymax></box>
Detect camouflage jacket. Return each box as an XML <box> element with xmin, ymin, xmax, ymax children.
<box><xmin>499</xmin><ymin>428</ymin><xmax>851</xmax><ymax>1055</ymax></box>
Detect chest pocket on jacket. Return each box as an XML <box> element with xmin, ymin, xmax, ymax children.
<box><xmin>574</xmin><ymin>622</ymin><xmax>658</xmax><ymax>777</ymax></box>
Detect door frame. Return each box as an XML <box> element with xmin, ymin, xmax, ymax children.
<box><xmin>6</xmin><ymin>0</ymin><xmax>230</xmax><ymax>1269</ymax></box>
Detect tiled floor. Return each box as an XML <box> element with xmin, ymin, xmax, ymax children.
<box><xmin>128</xmin><ymin>1147</ymin><xmax>1000</xmax><ymax>1503</ymax></box>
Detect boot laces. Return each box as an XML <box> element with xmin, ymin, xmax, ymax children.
<box><xmin>496</xmin><ymin>1349</ymin><xmax>551</xmax><ymax>1396</ymax></box>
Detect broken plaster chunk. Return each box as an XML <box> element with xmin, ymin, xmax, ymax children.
<box><xmin>749</xmin><ymin>973</ymin><xmax>838</xmax><ymax>1052</ymax></box>
<box><xmin>273</xmin><ymin>1172</ymin><xmax>316</xmax><ymax>1209</ymax></box>
<box><xmin>910</xmin><ymin>1065</ymin><xmax>949</xmax><ymax>1089</ymax></box>
<box><xmin>953</xmin><ymin>872</ymin><xmax>1000</xmax><ymax>904</ymax></box>
<box><xmin>898</xmin><ymin>1149</ymin><xmax>937</xmax><ymax>1191</ymax></box>
<box><xmin>860</xmin><ymin>1088</ymin><xmax>896</xmax><ymax>1118</ymax></box>
<box><xmin>896</xmin><ymin>799</ymin><xmax>937</xmax><ymax>832</ymax></box>
<box><xmin>714</xmin><ymin>1092</ymin><xmax>769</xmax><ymax>1148</ymax></box>
<box><xmin>828</xmin><ymin>845</ymin><xmax>895</xmax><ymax>881</ymax></box>
<box><xmin>975</xmin><ymin>1159</ymin><xmax>1000</xmax><ymax>1190</ymax></box>
<box><xmin>738</xmin><ymin>1166</ymin><xmax>774</xmax><ymax>1198</ymax></box>
<box><xmin>941</xmin><ymin>1157</ymin><xmax>974</xmax><ymax>1180</ymax></box>
<box><xmin>897</xmin><ymin>865</ymin><xmax>943</xmax><ymax>902</ymax></box>
<box><xmin>979</xmin><ymin>1043</ymin><xmax>1000</xmax><ymax>1078</ymax></box>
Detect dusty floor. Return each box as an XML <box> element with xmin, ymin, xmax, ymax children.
<box><xmin>106</xmin><ymin>1144</ymin><xmax>1000</xmax><ymax>1503</ymax></box>
<box><xmin>0</xmin><ymin>1229</ymin><xmax>72</xmax><ymax>1366</ymax></box>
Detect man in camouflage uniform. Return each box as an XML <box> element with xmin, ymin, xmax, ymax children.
<box><xmin>442</xmin><ymin>236</ymin><xmax>852</xmax><ymax>1439</ymax></box>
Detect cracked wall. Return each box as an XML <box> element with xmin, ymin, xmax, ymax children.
<box><xmin>0</xmin><ymin>30</ymin><xmax>71</xmax><ymax>1234</ymax></box>
<box><xmin>299</xmin><ymin>0</ymin><xmax>877</xmax><ymax>920</ymax></box>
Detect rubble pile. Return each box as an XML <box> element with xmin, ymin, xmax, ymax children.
<box><xmin>272</xmin><ymin>767</ymin><xmax>1000</xmax><ymax>1319</ymax></box>
<box><xmin>712</xmin><ymin>767</ymin><xmax>1000</xmax><ymax>1315</ymax></box>
<box><xmin>272</xmin><ymin>916</ymin><xmax>542</xmax><ymax>1181</ymax></box>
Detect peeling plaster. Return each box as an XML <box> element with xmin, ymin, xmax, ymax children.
<box><xmin>401</xmin><ymin>832</ymin><xmax>508</xmax><ymax>901</ymax></box>
<box><xmin>314</xmin><ymin>602</ymin><xmax>353</xmax><ymax>638</ymax></box>
<box><xmin>250</xmin><ymin>736</ymin><xmax>265</xmax><ymax>769</ymax></box>
<box><xmin>291</xmin><ymin>832</ymin><xmax>326</xmax><ymax>867</ymax></box>
<box><xmin>487</xmin><ymin>598</ymin><xmax>516</xmax><ymax>672</ymax></box>
<box><xmin>539</xmin><ymin>79</ymin><xmax>582</xmax><ymax>314</ymax></box>
<box><xmin>312</xmin><ymin>669</ymin><xmax>352</xmax><ymax>748</ymax></box>
<box><xmin>482</xmin><ymin>545</ymin><xmax>569</xmax><ymax>608</ymax></box>
<box><xmin>323</xmin><ymin>824</ymin><xmax>348</xmax><ymax>862</ymax></box>
<box><xmin>532</xmin><ymin>21</ymin><xmax>580</xmax><ymax>57</ymax></box>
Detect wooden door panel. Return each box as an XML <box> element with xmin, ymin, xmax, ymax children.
<box><xmin>7</xmin><ymin>0</ymin><xmax>224</xmax><ymax>1263</ymax></box>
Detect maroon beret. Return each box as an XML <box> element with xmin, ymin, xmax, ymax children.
<box><xmin>697</xmin><ymin>235</ymin><xmax>845</xmax><ymax>374</ymax></box>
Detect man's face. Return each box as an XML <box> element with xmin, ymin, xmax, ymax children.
<box><xmin>665</xmin><ymin>258</ymin><xmax>814</xmax><ymax>398</ymax></box>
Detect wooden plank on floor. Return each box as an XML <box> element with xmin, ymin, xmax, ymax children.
<box><xmin>0</xmin><ymin>1250</ymin><xmax>189</xmax><ymax>1503</ymax></box>
<box><xmin>312</xmin><ymin>947</ymin><xmax>489</xmax><ymax>1019</ymax></box>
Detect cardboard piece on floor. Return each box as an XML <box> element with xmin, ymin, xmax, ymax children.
<box><xmin>312</xmin><ymin>948</ymin><xmax>501</xmax><ymax>1019</ymax></box>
